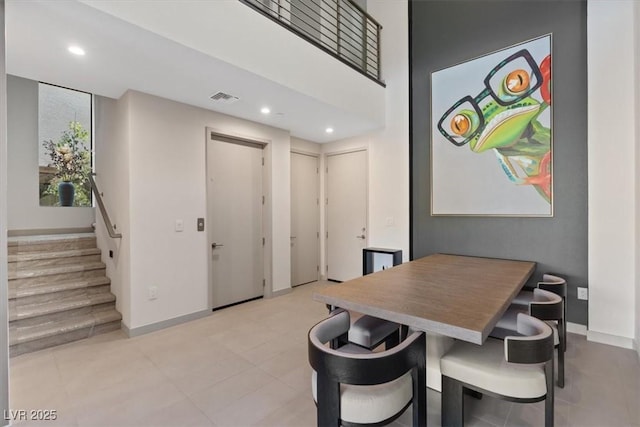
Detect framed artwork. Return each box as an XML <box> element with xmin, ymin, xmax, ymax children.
<box><xmin>431</xmin><ymin>34</ymin><xmax>552</xmax><ymax>216</ymax></box>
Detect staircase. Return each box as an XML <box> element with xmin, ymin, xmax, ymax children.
<box><xmin>8</xmin><ymin>233</ymin><xmax>122</xmax><ymax>356</ymax></box>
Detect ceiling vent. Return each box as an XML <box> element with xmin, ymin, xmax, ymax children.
<box><xmin>210</xmin><ymin>91</ymin><xmax>240</xmax><ymax>104</ymax></box>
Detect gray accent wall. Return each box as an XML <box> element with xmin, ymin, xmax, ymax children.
<box><xmin>410</xmin><ymin>0</ymin><xmax>588</xmax><ymax>324</ymax></box>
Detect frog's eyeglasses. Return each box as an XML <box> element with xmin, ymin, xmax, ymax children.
<box><xmin>437</xmin><ymin>49</ymin><xmax>543</xmax><ymax>147</ymax></box>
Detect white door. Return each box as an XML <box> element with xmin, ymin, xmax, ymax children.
<box><xmin>326</xmin><ymin>150</ymin><xmax>367</xmax><ymax>282</ymax></box>
<box><xmin>290</xmin><ymin>152</ymin><xmax>319</xmax><ymax>286</ymax></box>
<box><xmin>207</xmin><ymin>138</ymin><xmax>264</xmax><ymax>309</ymax></box>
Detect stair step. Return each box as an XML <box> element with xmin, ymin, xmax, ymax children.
<box><xmin>9</xmin><ymin>248</ymin><xmax>101</xmax><ymax>263</ymax></box>
<box><xmin>6</xmin><ymin>230</ymin><xmax>122</xmax><ymax>356</ymax></box>
<box><xmin>9</xmin><ymin>292</ymin><xmax>116</xmax><ymax>322</ymax></box>
<box><xmin>8</xmin><ymin>261</ymin><xmax>106</xmax><ymax>280</ymax></box>
<box><xmin>10</xmin><ymin>268</ymin><xmax>107</xmax><ymax>289</ymax></box>
<box><xmin>8</xmin><ymin>233</ymin><xmax>97</xmax><ymax>255</ymax></box>
<box><xmin>9</xmin><ymin>309</ymin><xmax>122</xmax><ymax>349</ymax></box>
<box><xmin>9</xmin><ymin>276</ymin><xmax>111</xmax><ymax>300</ymax></box>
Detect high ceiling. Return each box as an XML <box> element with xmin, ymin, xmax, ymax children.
<box><xmin>6</xmin><ymin>0</ymin><xmax>382</xmax><ymax>143</ymax></box>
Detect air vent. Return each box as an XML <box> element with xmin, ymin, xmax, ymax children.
<box><xmin>210</xmin><ymin>91</ymin><xmax>240</xmax><ymax>104</ymax></box>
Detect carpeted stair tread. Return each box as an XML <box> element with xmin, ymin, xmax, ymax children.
<box><xmin>10</xmin><ymin>292</ymin><xmax>116</xmax><ymax>321</ymax></box>
<box><xmin>8</xmin><ymin>276</ymin><xmax>111</xmax><ymax>299</ymax></box>
<box><xmin>8</xmin><ymin>233</ymin><xmax>96</xmax><ymax>244</ymax></box>
<box><xmin>8</xmin><ymin>261</ymin><xmax>106</xmax><ymax>280</ymax></box>
<box><xmin>7</xmin><ymin>230</ymin><xmax>121</xmax><ymax>355</ymax></box>
<box><xmin>9</xmin><ymin>309</ymin><xmax>122</xmax><ymax>346</ymax></box>
<box><xmin>8</xmin><ymin>248</ymin><xmax>101</xmax><ymax>263</ymax></box>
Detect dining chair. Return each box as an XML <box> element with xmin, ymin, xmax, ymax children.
<box><xmin>441</xmin><ymin>313</ymin><xmax>555</xmax><ymax>427</ymax></box>
<box><xmin>308</xmin><ymin>309</ymin><xmax>426</xmax><ymax>427</ymax></box>
<box><xmin>491</xmin><ymin>288</ymin><xmax>565</xmax><ymax>388</ymax></box>
<box><xmin>513</xmin><ymin>273</ymin><xmax>568</xmax><ymax>353</ymax></box>
<box><xmin>348</xmin><ymin>315</ymin><xmax>405</xmax><ymax>350</ymax></box>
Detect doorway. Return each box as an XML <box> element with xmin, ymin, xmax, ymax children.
<box><xmin>290</xmin><ymin>151</ymin><xmax>319</xmax><ymax>286</ymax></box>
<box><xmin>206</xmin><ymin>132</ymin><xmax>264</xmax><ymax>309</ymax></box>
<box><xmin>325</xmin><ymin>149</ymin><xmax>368</xmax><ymax>282</ymax></box>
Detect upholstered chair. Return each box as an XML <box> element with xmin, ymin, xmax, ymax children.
<box><xmin>441</xmin><ymin>313</ymin><xmax>555</xmax><ymax>427</ymax></box>
<box><xmin>492</xmin><ymin>288</ymin><xmax>565</xmax><ymax>387</ymax></box>
<box><xmin>309</xmin><ymin>309</ymin><xmax>426</xmax><ymax>427</ymax></box>
<box><xmin>513</xmin><ymin>273</ymin><xmax>568</xmax><ymax>353</ymax></box>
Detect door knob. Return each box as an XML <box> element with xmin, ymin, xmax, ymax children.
<box><xmin>356</xmin><ymin>235</ymin><xmax>366</xmax><ymax>239</ymax></box>
<box><xmin>211</xmin><ymin>243</ymin><xmax>225</xmax><ymax>249</ymax></box>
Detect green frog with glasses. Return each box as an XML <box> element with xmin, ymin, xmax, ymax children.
<box><xmin>437</xmin><ymin>50</ymin><xmax>552</xmax><ymax>202</ymax></box>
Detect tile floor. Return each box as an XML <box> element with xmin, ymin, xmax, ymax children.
<box><xmin>8</xmin><ymin>281</ymin><xmax>640</xmax><ymax>427</ymax></box>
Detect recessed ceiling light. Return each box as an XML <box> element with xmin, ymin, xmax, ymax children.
<box><xmin>68</xmin><ymin>45</ymin><xmax>85</xmax><ymax>56</ymax></box>
<box><xmin>325</xmin><ymin>127</ymin><xmax>334</xmax><ymax>134</ymax></box>
<box><xmin>261</xmin><ymin>107</ymin><xmax>271</xmax><ymax>114</ymax></box>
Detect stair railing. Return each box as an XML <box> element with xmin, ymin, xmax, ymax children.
<box><xmin>240</xmin><ymin>0</ymin><xmax>383</xmax><ymax>85</ymax></box>
<box><xmin>88</xmin><ymin>173</ymin><xmax>122</xmax><ymax>239</ymax></box>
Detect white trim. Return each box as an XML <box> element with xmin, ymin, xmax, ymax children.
<box><xmin>290</xmin><ymin>148</ymin><xmax>320</xmax><ymax>158</ymax></box>
<box><xmin>587</xmin><ymin>329</ymin><xmax>635</xmax><ymax>349</ymax></box>
<box><xmin>123</xmin><ymin>309</ymin><xmax>210</xmax><ymax>337</ymax></box>
<box><xmin>0</xmin><ymin>1</ymin><xmax>9</xmax><ymax>424</ymax></box>
<box><xmin>324</xmin><ymin>146</ymin><xmax>368</xmax><ymax>157</ymax></box>
<box><xmin>567</xmin><ymin>322</ymin><xmax>587</xmax><ymax>336</ymax></box>
<box><xmin>269</xmin><ymin>287</ymin><xmax>292</xmax><ymax>298</ymax></box>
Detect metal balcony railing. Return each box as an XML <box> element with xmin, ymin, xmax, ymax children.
<box><xmin>240</xmin><ymin>0</ymin><xmax>383</xmax><ymax>85</ymax></box>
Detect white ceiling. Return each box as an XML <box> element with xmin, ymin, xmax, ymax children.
<box><xmin>5</xmin><ymin>0</ymin><xmax>381</xmax><ymax>143</ymax></box>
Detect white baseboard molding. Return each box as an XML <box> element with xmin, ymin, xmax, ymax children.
<box><xmin>567</xmin><ymin>322</ymin><xmax>587</xmax><ymax>335</ymax></box>
<box><xmin>123</xmin><ymin>309</ymin><xmax>211</xmax><ymax>338</ymax></box>
<box><xmin>270</xmin><ymin>287</ymin><xmax>292</xmax><ymax>298</ymax></box>
<box><xmin>587</xmin><ymin>329</ymin><xmax>635</xmax><ymax>349</ymax></box>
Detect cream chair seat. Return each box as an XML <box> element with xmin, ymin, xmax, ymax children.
<box><xmin>441</xmin><ymin>313</ymin><xmax>555</xmax><ymax>427</ymax></box>
<box><xmin>308</xmin><ymin>309</ymin><xmax>426</xmax><ymax>426</ymax></box>
<box><xmin>491</xmin><ymin>288</ymin><xmax>565</xmax><ymax>388</ymax></box>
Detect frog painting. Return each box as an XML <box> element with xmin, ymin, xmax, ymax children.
<box><xmin>431</xmin><ymin>35</ymin><xmax>552</xmax><ymax>216</ymax></box>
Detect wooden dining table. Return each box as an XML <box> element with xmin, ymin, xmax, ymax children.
<box><xmin>313</xmin><ymin>253</ymin><xmax>536</xmax><ymax>391</ymax></box>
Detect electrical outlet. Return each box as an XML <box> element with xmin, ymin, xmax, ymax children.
<box><xmin>577</xmin><ymin>287</ymin><xmax>588</xmax><ymax>300</ymax></box>
<box><xmin>148</xmin><ymin>286</ymin><xmax>158</xmax><ymax>300</ymax></box>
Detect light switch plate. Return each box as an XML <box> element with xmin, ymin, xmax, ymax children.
<box><xmin>175</xmin><ymin>219</ymin><xmax>184</xmax><ymax>232</ymax></box>
<box><xmin>577</xmin><ymin>287</ymin><xmax>588</xmax><ymax>300</ymax></box>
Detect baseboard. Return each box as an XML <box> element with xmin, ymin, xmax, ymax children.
<box><xmin>123</xmin><ymin>309</ymin><xmax>211</xmax><ymax>338</ymax></box>
<box><xmin>567</xmin><ymin>322</ymin><xmax>587</xmax><ymax>335</ymax></box>
<box><xmin>587</xmin><ymin>329</ymin><xmax>635</xmax><ymax>349</ymax></box>
<box><xmin>270</xmin><ymin>287</ymin><xmax>292</xmax><ymax>298</ymax></box>
<box><xmin>8</xmin><ymin>227</ymin><xmax>94</xmax><ymax>237</ymax></box>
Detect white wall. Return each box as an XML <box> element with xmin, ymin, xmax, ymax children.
<box><xmin>6</xmin><ymin>75</ymin><xmax>95</xmax><ymax>232</ymax></box>
<box><xmin>80</xmin><ymin>0</ymin><xmax>385</xmax><ymax>129</ymax></box>
<box><xmin>291</xmin><ymin>136</ymin><xmax>321</xmax><ymax>155</ymax></box>
<box><xmin>0</xmin><ymin>0</ymin><xmax>10</xmax><ymax>424</ymax></box>
<box><xmin>635</xmin><ymin>0</ymin><xmax>640</xmax><ymax>358</ymax></box>
<box><xmin>97</xmin><ymin>90</ymin><xmax>292</xmax><ymax>330</ymax></box>
<box><xmin>318</xmin><ymin>0</ymin><xmax>410</xmax><ymax>273</ymax></box>
<box><xmin>94</xmin><ymin>93</ymin><xmax>132</xmax><ymax>327</ymax></box>
<box><xmin>588</xmin><ymin>0</ymin><xmax>637</xmax><ymax>348</ymax></box>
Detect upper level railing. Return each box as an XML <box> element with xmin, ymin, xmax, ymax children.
<box><xmin>240</xmin><ymin>0</ymin><xmax>383</xmax><ymax>85</ymax></box>
<box><xmin>89</xmin><ymin>173</ymin><xmax>122</xmax><ymax>239</ymax></box>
